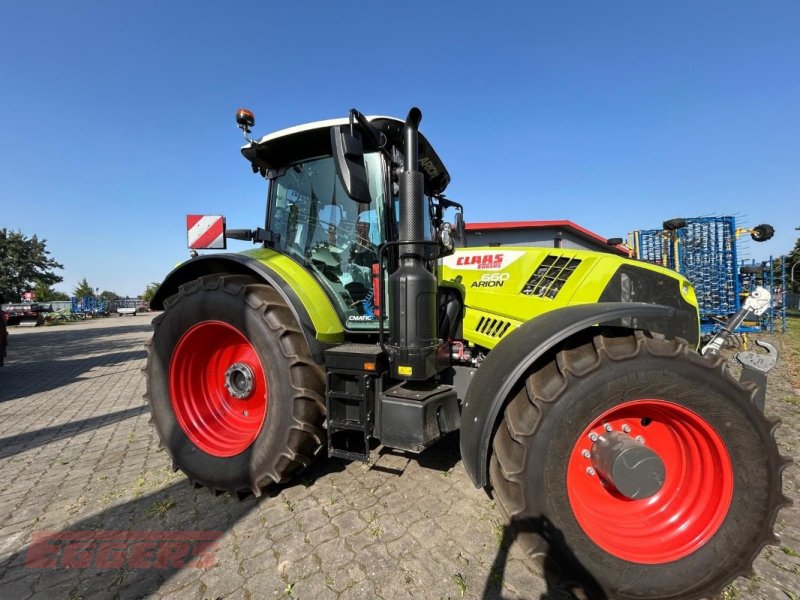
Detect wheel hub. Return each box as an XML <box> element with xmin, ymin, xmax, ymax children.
<box><xmin>567</xmin><ymin>399</ymin><xmax>734</xmax><ymax>564</ymax></box>
<box><xmin>169</xmin><ymin>320</ymin><xmax>268</xmax><ymax>457</ymax></box>
<box><xmin>590</xmin><ymin>431</ymin><xmax>666</xmax><ymax>499</ymax></box>
<box><xmin>225</xmin><ymin>362</ymin><xmax>255</xmax><ymax>399</ymax></box>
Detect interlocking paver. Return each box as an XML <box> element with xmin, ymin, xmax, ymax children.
<box><xmin>0</xmin><ymin>315</ymin><xmax>797</xmax><ymax>600</ymax></box>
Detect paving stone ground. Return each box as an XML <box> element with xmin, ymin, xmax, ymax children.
<box><xmin>0</xmin><ymin>315</ymin><xmax>797</xmax><ymax>600</ymax></box>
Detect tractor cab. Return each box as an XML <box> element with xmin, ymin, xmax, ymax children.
<box><xmin>240</xmin><ymin>113</ymin><xmax>453</xmax><ymax>330</ymax></box>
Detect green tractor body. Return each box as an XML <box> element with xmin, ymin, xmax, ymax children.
<box><xmin>442</xmin><ymin>246</ymin><xmax>699</xmax><ymax>350</ymax></box>
<box><xmin>146</xmin><ymin>108</ymin><xmax>788</xmax><ymax>600</ymax></box>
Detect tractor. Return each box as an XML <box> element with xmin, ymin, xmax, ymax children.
<box><xmin>145</xmin><ymin>107</ymin><xmax>789</xmax><ymax>599</ymax></box>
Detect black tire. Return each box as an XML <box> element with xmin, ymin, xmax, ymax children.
<box><xmin>145</xmin><ymin>274</ymin><xmax>326</xmax><ymax>496</ymax></box>
<box><xmin>489</xmin><ymin>331</ymin><xmax>789</xmax><ymax>600</ymax></box>
<box><xmin>662</xmin><ymin>218</ymin><xmax>687</xmax><ymax>231</ymax></box>
<box><xmin>751</xmin><ymin>224</ymin><xmax>774</xmax><ymax>242</ymax></box>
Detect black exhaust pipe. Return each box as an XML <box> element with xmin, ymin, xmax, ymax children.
<box><xmin>386</xmin><ymin>108</ymin><xmax>446</xmax><ymax>380</ymax></box>
<box><xmin>398</xmin><ymin>107</ymin><xmax>423</xmax><ymax>258</ymax></box>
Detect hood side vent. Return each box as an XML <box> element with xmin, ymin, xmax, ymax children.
<box><xmin>476</xmin><ymin>316</ymin><xmax>512</xmax><ymax>338</ymax></box>
<box><xmin>522</xmin><ymin>255</ymin><xmax>582</xmax><ymax>299</ymax></box>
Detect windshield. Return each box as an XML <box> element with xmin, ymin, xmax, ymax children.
<box><xmin>268</xmin><ymin>153</ymin><xmax>386</xmax><ymax>329</ymax></box>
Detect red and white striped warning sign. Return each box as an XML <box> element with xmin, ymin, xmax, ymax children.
<box><xmin>187</xmin><ymin>215</ymin><xmax>226</xmax><ymax>250</ymax></box>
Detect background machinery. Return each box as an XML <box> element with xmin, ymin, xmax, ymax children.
<box><xmin>144</xmin><ymin>107</ymin><xmax>789</xmax><ymax>600</ymax></box>
<box><xmin>631</xmin><ymin>216</ymin><xmax>784</xmax><ymax>335</ymax></box>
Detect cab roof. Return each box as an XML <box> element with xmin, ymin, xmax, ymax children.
<box><xmin>241</xmin><ymin>115</ymin><xmax>450</xmax><ymax>196</ymax></box>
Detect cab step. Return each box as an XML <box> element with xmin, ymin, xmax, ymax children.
<box><xmin>324</xmin><ymin>343</ymin><xmax>388</xmax><ymax>462</ymax></box>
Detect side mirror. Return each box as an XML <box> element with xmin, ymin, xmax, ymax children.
<box><xmin>331</xmin><ymin>125</ymin><xmax>371</xmax><ymax>204</ymax></box>
<box><xmin>452</xmin><ymin>211</ymin><xmax>466</xmax><ymax>246</ymax></box>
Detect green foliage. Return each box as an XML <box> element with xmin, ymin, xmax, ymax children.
<box><xmin>452</xmin><ymin>573</ymin><xmax>467</xmax><ymax>597</ymax></box>
<box><xmin>73</xmin><ymin>277</ymin><xmax>95</xmax><ymax>299</ymax></box>
<box><xmin>34</xmin><ymin>280</ymin><xmax>69</xmax><ymax>302</ymax></box>
<box><xmin>787</xmin><ymin>237</ymin><xmax>800</xmax><ymax>293</ymax></box>
<box><xmin>99</xmin><ymin>290</ymin><xmax>120</xmax><ymax>302</ymax></box>
<box><xmin>141</xmin><ymin>282</ymin><xmax>160</xmax><ymax>303</ymax></box>
<box><xmin>0</xmin><ymin>229</ymin><xmax>64</xmax><ymax>303</ymax></box>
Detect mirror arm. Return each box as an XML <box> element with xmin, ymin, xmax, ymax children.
<box><xmin>226</xmin><ymin>227</ymin><xmax>280</xmax><ymax>246</ymax></box>
<box><xmin>349</xmin><ymin>109</ymin><xmax>383</xmax><ymax>150</ymax></box>
<box><xmin>435</xmin><ymin>195</ymin><xmax>463</xmax><ymax>211</ymax></box>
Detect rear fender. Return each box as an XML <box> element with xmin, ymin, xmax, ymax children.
<box><xmin>151</xmin><ymin>254</ymin><xmax>344</xmax><ymax>363</ymax></box>
<box><xmin>460</xmin><ymin>302</ymin><xmax>676</xmax><ymax>488</ymax></box>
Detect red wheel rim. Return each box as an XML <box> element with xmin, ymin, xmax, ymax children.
<box><xmin>169</xmin><ymin>321</ymin><xmax>268</xmax><ymax>457</ymax></box>
<box><xmin>567</xmin><ymin>399</ymin><xmax>733</xmax><ymax>564</ymax></box>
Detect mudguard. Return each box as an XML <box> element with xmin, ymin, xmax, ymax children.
<box><xmin>150</xmin><ymin>253</ymin><xmax>344</xmax><ymax>363</ymax></box>
<box><xmin>460</xmin><ymin>302</ymin><xmax>677</xmax><ymax>488</ymax></box>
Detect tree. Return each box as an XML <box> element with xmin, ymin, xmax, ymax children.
<box><xmin>141</xmin><ymin>282</ymin><xmax>160</xmax><ymax>304</ymax></box>
<box><xmin>0</xmin><ymin>229</ymin><xmax>64</xmax><ymax>303</ymax></box>
<box><xmin>34</xmin><ymin>280</ymin><xmax>69</xmax><ymax>302</ymax></box>
<box><xmin>787</xmin><ymin>237</ymin><xmax>800</xmax><ymax>293</ymax></box>
<box><xmin>73</xmin><ymin>278</ymin><xmax>95</xmax><ymax>299</ymax></box>
<box><xmin>99</xmin><ymin>290</ymin><xmax>120</xmax><ymax>302</ymax></box>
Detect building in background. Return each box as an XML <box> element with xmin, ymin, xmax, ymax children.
<box><xmin>465</xmin><ymin>220</ymin><xmax>628</xmax><ymax>256</ymax></box>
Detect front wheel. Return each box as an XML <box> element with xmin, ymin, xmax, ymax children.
<box><xmin>145</xmin><ymin>275</ymin><xmax>326</xmax><ymax>496</ymax></box>
<box><xmin>490</xmin><ymin>331</ymin><xmax>789</xmax><ymax>600</ymax></box>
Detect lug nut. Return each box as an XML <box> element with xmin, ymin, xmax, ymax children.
<box><xmin>586</xmin><ymin>467</ymin><xmax>596</xmax><ymax>476</ymax></box>
<box><xmin>604</xmin><ymin>423</ymin><xmax>613</xmax><ymax>432</ymax></box>
<box><xmin>589</xmin><ymin>433</ymin><xmax>598</xmax><ymax>442</ymax></box>
<box><xmin>622</xmin><ymin>424</ymin><xmax>631</xmax><ymax>433</ymax></box>
<box><xmin>582</xmin><ymin>449</ymin><xmax>591</xmax><ymax>459</ymax></box>
<box><xmin>635</xmin><ymin>435</ymin><xmax>645</xmax><ymax>443</ymax></box>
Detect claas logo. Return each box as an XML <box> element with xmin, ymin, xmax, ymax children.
<box><xmin>455</xmin><ymin>253</ymin><xmax>505</xmax><ymax>269</ymax></box>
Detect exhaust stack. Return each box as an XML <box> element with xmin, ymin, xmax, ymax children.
<box><xmin>386</xmin><ymin>108</ymin><xmax>446</xmax><ymax>380</ymax></box>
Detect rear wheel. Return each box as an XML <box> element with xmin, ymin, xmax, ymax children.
<box><xmin>145</xmin><ymin>275</ymin><xmax>326</xmax><ymax>495</ymax></box>
<box><xmin>490</xmin><ymin>331</ymin><xmax>789</xmax><ymax>600</ymax></box>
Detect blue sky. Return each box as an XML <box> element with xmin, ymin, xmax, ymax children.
<box><xmin>1</xmin><ymin>1</ymin><xmax>798</xmax><ymax>297</ymax></box>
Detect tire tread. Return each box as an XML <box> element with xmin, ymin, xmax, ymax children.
<box><xmin>144</xmin><ymin>274</ymin><xmax>326</xmax><ymax>498</ymax></box>
<box><xmin>489</xmin><ymin>331</ymin><xmax>790</xmax><ymax>600</ymax></box>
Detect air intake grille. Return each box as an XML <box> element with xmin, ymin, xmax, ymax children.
<box><xmin>476</xmin><ymin>316</ymin><xmax>511</xmax><ymax>338</ymax></box>
<box><xmin>522</xmin><ymin>255</ymin><xmax>582</xmax><ymax>299</ymax></box>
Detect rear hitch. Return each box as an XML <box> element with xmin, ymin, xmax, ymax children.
<box><xmin>701</xmin><ymin>287</ymin><xmax>777</xmax><ymax>412</ymax></box>
<box><xmin>735</xmin><ymin>340</ymin><xmax>778</xmax><ymax>412</ymax></box>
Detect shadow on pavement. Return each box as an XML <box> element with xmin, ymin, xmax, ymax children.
<box><xmin>0</xmin><ymin>348</ymin><xmax>147</xmax><ymax>403</ymax></box>
<box><xmin>6</xmin><ymin>321</ymin><xmax>153</xmax><ymax>347</ymax></box>
<box><xmin>2</xmin><ymin>320</ymin><xmax>152</xmax><ymax>366</ymax></box>
<box><xmin>481</xmin><ymin>516</ymin><xmax>606</xmax><ymax>600</ymax></box>
<box><xmin>370</xmin><ymin>431</ymin><xmax>463</xmax><ymax>477</ymax></box>
<box><xmin>0</xmin><ymin>479</ymin><xmax>243</xmax><ymax>598</ymax></box>
<box><xmin>414</xmin><ymin>431</ymin><xmax>462</xmax><ymax>472</ymax></box>
<box><xmin>0</xmin><ymin>405</ymin><xmax>149</xmax><ymax>460</ymax></box>
<box><xmin>0</xmin><ymin>447</ymin><xmax>349</xmax><ymax>598</ymax></box>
